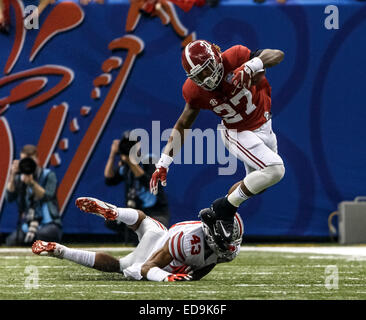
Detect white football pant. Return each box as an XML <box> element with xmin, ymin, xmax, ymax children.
<box><xmin>220</xmin><ymin>119</ymin><xmax>285</xmax><ymax>194</ymax></box>
<box><xmin>119</xmin><ymin>216</ymin><xmax>167</xmax><ymax>272</ymax></box>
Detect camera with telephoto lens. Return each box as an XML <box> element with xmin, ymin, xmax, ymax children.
<box><xmin>18</xmin><ymin>157</ymin><xmax>37</xmax><ymax>175</ymax></box>
<box><xmin>118</xmin><ymin>131</ymin><xmax>139</xmax><ymax>156</ymax></box>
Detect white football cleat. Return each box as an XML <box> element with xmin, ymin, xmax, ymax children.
<box><xmin>32</xmin><ymin>240</ymin><xmax>63</xmax><ymax>257</ymax></box>
<box><xmin>75</xmin><ymin>197</ymin><xmax>118</xmax><ymax>220</ymax></box>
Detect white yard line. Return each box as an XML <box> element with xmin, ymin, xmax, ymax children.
<box><xmin>1</xmin><ymin>245</ymin><xmax>366</xmax><ymax>257</ymax></box>
<box><xmin>0</xmin><ymin>247</ymin><xmax>134</xmax><ymax>253</ymax></box>
<box><xmin>110</xmin><ymin>291</ymin><xmax>156</xmax><ymax>294</ymax></box>
<box><xmin>240</xmin><ymin>246</ymin><xmax>366</xmax><ymax>257</ymax></box>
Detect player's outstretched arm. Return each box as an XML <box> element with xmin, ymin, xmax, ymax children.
<box><xmin>150</xmin><ymin>104</ymin><xmax>200</xmax><ymax>194</ymax></box>
<box><xmin>232</xmin><ymin>48</ymin><xmax>285</xmax><ymax>88</ymax></box>
<box><xmin>141</xmin><ymin>240</ymin><xmax>192</xmax><ymax>282</ymax></box>
<box><xmin>163</xmin><ymin>103</ymin><xmax>200</xmax><ymax>157</ymax></box>
<box><xmin>257</xmin><ymin>49</ymin><xmax>284</xmax><ymax>68</ymax></box>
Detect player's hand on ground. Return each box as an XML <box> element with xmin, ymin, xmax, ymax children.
<box><xmin>173</xmin><ymin>265</ymin><xmax>192</xmax><ymax>274</ymax></box>
<box><xmin>150</xmin><ymin>167</ymin><xmax>168</xmax><ymax>195</ymax></box>
<box><xmin>164</xmin><ymin>273</ymin><xmax>193</xmax><ymax>282</ymax></box>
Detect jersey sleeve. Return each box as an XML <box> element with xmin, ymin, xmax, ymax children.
<box><xmin>235</xmin><ymin>45</ymin><xmax>251</xmax><ymax>65</ymax></box>
<box><xmin>168</xmin><ymin>231</ymin><xmax>186</xmax><ymax>262</ymax></box>
<box><xmin>182</xmin><ymin>83</ymin><xmax>191</xmax><ymax>104</ymax></box>
<box><xmin>222</xmin><ymin>45</ymin><xmax>251</xmax><ymax>71</ymax></box>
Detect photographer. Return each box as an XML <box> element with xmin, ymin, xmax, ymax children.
<box><xmin>5</xmin><ymin>145</ymin><xmax>62</xmax><ymax>246</ymax></box>
<box><xmin>104</xmin><ymin>131</ymin><xmax>170</xmax><ymax>242</ymax></box>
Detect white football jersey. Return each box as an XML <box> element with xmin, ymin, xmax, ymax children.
<box><xmin>163</xmin><ymin>221</ymin><xmax>219</xmax><ymax>273</ymax></box>
<box><xmin>121</xmin><ymin>216</ymin><xmax>242</xmax><ymax>281</ymax></box>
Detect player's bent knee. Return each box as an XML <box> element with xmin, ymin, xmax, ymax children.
<box><xmin>244</xmin><ymin>164</ymin><xmax>285</xmax><ymax>194</ymax></box>
<box><xmin>268</xmin><ymin>164</ymin><xmax>285</xmax><ymax>184</ymax></box>
<box><xmin>137</xmin><ymin>210</ymin><xmax>147</xmax><ymax>220</ymax></box>
<box><xmin>128</xmin><ymin>210</ymin><xmax>147</xmax><ymax>231</ymax></box>
<box><xmin>135</xmin><ymin>216</ymin><xmax>166</xmax><ymax>240</ymax></box>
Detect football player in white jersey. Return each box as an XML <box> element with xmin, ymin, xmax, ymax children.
<box><xmin>32</xmin><ymin>196</ymin><xmax>244</xmax><ymax>282</ymax></box>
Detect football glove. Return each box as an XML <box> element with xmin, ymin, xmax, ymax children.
<box><xmin>172</xmin><ymin>265</ymin><xmax>192</xmax><ymax>274</ymax></box>
<box><xmin>149</xmin><ymin>154</ymin><xmax>173</xmax><ymax>195</ymax></box>
<box><xmin>150</xmin><ymin>167</ymin><xmax>168</xmax><ymax>195</ymax></box>
<box><xmin>231</xmin><ymin>57</ymin><xmax>264</xmax><ymax>89</ymax></box>
<box><xmin>164</xmin><ymin>274</ymin><xmax>193</xmax><ymax>282</ymax></box>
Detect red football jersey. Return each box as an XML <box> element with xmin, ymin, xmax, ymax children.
<box><xmin>182</xmin><ymin>45</ymin><xmax>272</xmax><ymax>132</ymax></box>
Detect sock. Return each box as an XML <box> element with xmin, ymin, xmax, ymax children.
<box><xmin>227</xmin><ymin>185</ymin><xmax>251</xmax><ymax>207</ymax></box>
<box><xmin>116</xmin><ymin>208</ymin><xmax>139</xmax><ymax>226</ymax></box>
<box><xmin>212</xmin><ymin>197</ymin><xmax>237</xmax><ymax>221</ymax></box>
<box><xmin>62</xmin><ymin>247</ymin><xmax>96</xmax><ymax>268</ymax></box>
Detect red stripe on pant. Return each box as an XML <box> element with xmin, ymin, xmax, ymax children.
<box><xmin>224</xmin><ymin>130</ymin><xmax>267</xmax><ymax>169</ymax></box>
<box><xmin>150</xmin><ymin>217</ymin><xmax>166</xmax><ymax>230</ymax></box>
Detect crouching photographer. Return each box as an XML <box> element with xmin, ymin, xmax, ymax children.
<box><xmin>5</xmin><ymin>145</ymin><xmax>62</xmax><ymax>246</ymax></box>
<box><xmin>104</xmin><ymin>131</ymin><xmax>170</xmax><ymax>243</ymax></box>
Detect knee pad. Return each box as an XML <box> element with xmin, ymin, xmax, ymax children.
<box><xmin>267</xmin><ymin>164</ymin><xmax>285</xmax><ymax>184</ymax></box>
<box><xmin>244</xmin><ymin>164</ymin><xmax>285</xmax><ymax>194</ymax></box>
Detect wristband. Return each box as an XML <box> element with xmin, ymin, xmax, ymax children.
<box><xmin>146</xmin><ymin>267</ymin><xmax>171</xmax><ymax>282</ymax></box>
<box><xmin>245</xmin><ymin>57</ymin><xmax>264</xmax><ymax>74</ymax></box>
<box><xmin>157</xmin><ymin>153</ymin><xmax>173</xmax><ymax>169</ymax></box>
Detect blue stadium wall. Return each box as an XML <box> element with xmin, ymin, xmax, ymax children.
<box><xmin>0</xmin><ymin>0</ymin><xmax>365</xmax><ymax>238</ymax></box>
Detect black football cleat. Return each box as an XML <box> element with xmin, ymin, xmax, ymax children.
<box><xmin>215</xmin><ymin>220</ymin><xmax>234</xmax><ymax>243</ymax></box>
<box><xmin>199</xmin><ymin>207</ymin><xmax>234</xmax><ymax>250</ymax></box>
<box><xmin>211</xmin><ymin>196</ymin><xmax>237</xmax><ymax>221</ymax></box>
<box><xmin>199</xmin><ymin>207</ymin><xmax>219</xmax><ymax>242</ymax></box>
<box><xmin>198</xmin><ymin>207</ymin><xmax>217</xmax><ymax>227</ymax></box>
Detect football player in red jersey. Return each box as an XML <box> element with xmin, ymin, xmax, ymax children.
<box><xmin>32</xmin><ymin>196</ymin><xmax>244</xmax><ymax>282</ymax></box>
<box><xmin>150</xmin><ymin>40</ymin><xmax>285</xmax><ymax>236</ymax></box>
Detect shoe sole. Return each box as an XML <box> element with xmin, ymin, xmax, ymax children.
<box><xmin>32</xmin><ymin>240</ymin><xmax>56</xmax><ymax>255</ymax></box>
<box><xmin>75</xmin><ymin>198</ymin><xmax>117</xmax><ymax>220</ymax></box>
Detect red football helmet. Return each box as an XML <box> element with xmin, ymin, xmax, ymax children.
<box><xmin>182</xmin><ymin>40</ymin><xmax>224</xmax><ymax>91</ymax></box>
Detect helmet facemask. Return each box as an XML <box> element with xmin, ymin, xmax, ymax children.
<box><xmin>202</xmin><ymin>215</ymin><xmax>244</xmax><ymax>261</ymax></box>
<box><xmin>187</xmin><ymin>57</ymin><xmax>224</xmax><ymax>91</ymax></box>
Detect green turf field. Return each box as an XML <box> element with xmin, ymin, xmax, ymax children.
<box><xmin>1</xmin><ymin>245</ymin><xmax>365</xmax><ymax>300</ymax></box>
